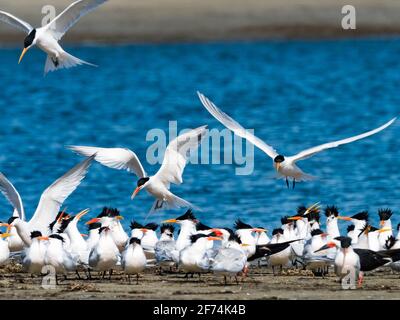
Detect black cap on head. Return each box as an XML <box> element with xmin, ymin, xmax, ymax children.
<box><xmin>272</xmin><ymin>228</ymin><xmax>283</xmax><ymax>236</ymax></box>
<box><xmin>227</xmin><ymin>229</ymin><xmax>241</xmax><ymax>243</ymax></box>
<box><xmin>130</xmin><ymin>220</ymin><xmax>143</xmax><ymax>230</ymax></box>
<box><xmin>160</xmin><ymin>224</ymin><xmax>175</xmax><ymax>234</ymax></box>
<box><xmin>24</xmin><ymin>29</ymin><xmax>36</xmax><ymax>48</ymax></box>
<box><xmin>196</xmin><ymin>221</ymin><xmax>212</xmax><ymax>231</ymax></box>
<box><xmin>378</xmin><ymin>208</ymin><xmax>393</xmax><ymax>221</ymax></box>
<box><xmin>49</xmin><ymin>234</ymin><xmax>65</xmax><ymax>242</ymax></box>
<box><xmin>87</xmin><ymin>222</ymin><xmax>102</xmax><ymax>231</ymax></box>
<box><xmin>280</xmin><ymin>216</ymin><xmax>291</xmax><ymax>225</ymax></box>
<box><xmin>274</xmin><ymin>155</ymin><xmax>285</xmax><ymax>163</ymax></box>
<box><xmin>334</xmin><ymin>236</ymin><xmax>352</xmax><ymax>248</ymax></box>
<box><xmin>351</xmin><ymin>211</ymin><xmax>368</xmax><ymax>221</ymax></box>
<box><xmin>190</xmin><ymin>233</ymin><xmax>208</xmax><ymax>243</ymax></box>
<box><xmin>297</xmin><ymin>206</ymin><xmax>307</xmax><ymax>215</ymax></box>
<box><xmin>311</xmin><ymin>229</ymin><xmax>324</xmax><ymax>237</ymax></box>
<box><xmin>57</xmin><ymin>216</ymin><xmax>74</xmax><ymax>233</ymax></box>
<box><xmin>234</xmin><ymin>219</ymin><xmax>253</xmax><ymax>230</ymax></box>
<box><xmin>99</xmin><ymin>226</ymin><xmax>110</xmax><ymax>234</ymax></box>
<box><xmin>30</xmin><ymin>230</ymin><xmax>42</xmax><ymax>239</ymax></box>
<box><xmin>129</xmin><ymin>237</ymin><xmax>141</xmax><ymax>245</ymax></box>
<box><xmin>324</xmin><ymin>205</ymin><xmax>339</xmax><ymax>217</ymax></box>
<box><xmin>7</xmin><ymin>216</ymin><xmax>18</xmax><ymax>225</ymax></box>
<box><xmin>347</xmin><ymin>225</ymin><xmax>355</xmax><ymax>233</ymax></box>
<box><xmin>137</xmin><ymin>177</ymin><xmax>150</xmax><ymax>187</ymax></box>
<box><xmin>176</xmin><ymin>209</ymin><xmax>196</xmax><ymax>221</ymax></box>
<box><xmin>144</xmin><ymin>223</ymin><xmax>158</xmax><ymax>231</ymax></box>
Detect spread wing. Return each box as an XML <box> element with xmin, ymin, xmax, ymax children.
<box><xmin>288</xmin><ymin>118</ymin><xmax>396</xmax><ymax>162</ymax></box>
<box><xmin>67</xmin><ymin>145</ymin><xmax>146</xmax><ymax>178</ymax></box>
<box><xmin>198</xmin><ymin>92</ymin><xmax>278</xmax><ymax>159</ymax></box>
<box><xmin>28</xmin><ymin>155</ymin><xmax>94</xmax><ymax>234</ymax></box>
<box><xmin>0</xmin><ymin>11</ymin><xmax>33</xmax><ymax>33</ymax></box>
<box><xmin>46</xmin><ymin>0</ymin><xmax>108</xmax><ymax>40</ymax></box>
<box><xmin>0</xmin><ymin>172</ymin><xmax>25</xmax><ymax>220</ymax></box>
<box><xmin>154</xmin><ymin>125</ymin><xmax>207</xmax><ymax>187</ymax></box>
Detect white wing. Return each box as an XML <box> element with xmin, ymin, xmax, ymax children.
<box><xmin>46</xmin><ymin>0</ymin><xmax>108</xmax><ymax>40</ymax></box>
<box><xmin>154</xmin><ymin>125</ymin><xmax>207</xmax><ymax>186</ymax></box>
<box><xmin>197</xmin><ymin>92</ymin><xmax>278</xmax><ymax>159</ymax></box>
<box><xmin>0</xmin><ymin>172</ymin><xmax>25</xmax><ymax>220</ymax></box>
<box><xmin>0</xmin><ymin>11</ymin><xmax>33</xmax><ymax>33</ymax></box>
<box><xmin>67</xmin><ymin>145</ymin><xmax>146</xmax><ymax>178</ymax></box>
<box><xmin>28</xmin><ymin>155</ymin><xmax>95</xmax><ymax>233</ymax></box>
<box><xmin>288</xmin><ymin>117</ymin><xmax>397</xmax><ymax>162</ymax></box>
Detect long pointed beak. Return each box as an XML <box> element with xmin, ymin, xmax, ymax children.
<box><xmin>207</xmin><ymin>236</ymin><xmax>222</xmax><ymax>241</ymax></box>
<box><xmin>38</xmin><ymin>236</ymin><xmax>49</xmax><ymax>241</ymax></box>
<box><xmin>86</xmin><ymin>217</ymin><xmax>100</xmax><ymax>225</ymax></box>
<box><xmin>241</xmin><ymin>243</ymin><xmax>250</xmax><ymax>247</ymax></box>
<box><xmin>0</xmin><ymin>223</ymin><xmax>11</xmax><ymax>228</ymax></box>
<box><xmin>378</xmin><ymin>228</ymin><xmax>392</xmax><ymax>233</ymax></box>
<box><xmin>276</xmin><ymin>163</ymin><xmax>281</xmax><ymax>171</ymax></box>
<box><xmin>18</xmin><ymin>47</ymin><xmax>28</xmax><ymax>64</ymax></box>
<box><xmin>287</xmin><ymin>217</ymin><xmax>301</xmax><ymax>221</ymax></box>
<box><xmin>131</xmin><ymin>186</ymin><xmax>141</xmax><ymax>200</ymax></box>
<box><xmin>162</xmin><ymin>219</ymin><xmax>178</xmax><ymax>224</ymax></box>
<box><xmin>115</xmin><ymin>215</ymin><xmax>124</xmax><ymax>220</ymax></box>
<box><xmin>252</xmin><ymin>228</ymin><xmax>267</xmax><ymax>233</ymax></box>
<box><xmin>337</xmin><ymin>216</ymin><xmax>352</xmax><ymax>221</ymax></box>
<box><xmin>0</xmin><ymin>233</ymin><xmax>11</xmax><ymax>239</ymax></box>
<box><xmin>76</xmin><ymin>208</ymin><xmax>90</xmax><ymax>221</ymax></box>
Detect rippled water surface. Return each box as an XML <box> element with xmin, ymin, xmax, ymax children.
<box><xmin>0</xmin><ymin>38</ymin><xmax>399</xmax><ymax>233</ymax></box>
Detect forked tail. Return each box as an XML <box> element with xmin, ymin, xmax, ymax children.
<box><xmin>44</xmin><ymin>51</ymin><xmax>97</xmax><ymax>75</ymax></box>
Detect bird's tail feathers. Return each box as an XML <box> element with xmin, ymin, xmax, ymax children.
<box><xmin>44</xmin><ymin>51</ymin><xmax>97</xmax><ymax>75</ymax></box>
<box><xmin>146</xmin><ymin>195</ymin><xmax>199</xmax><ymax>218</ymax></box>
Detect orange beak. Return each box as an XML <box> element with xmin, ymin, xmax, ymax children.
<box><xmin>131</xmin><ymin>186</ymin><xmax>141</xmax><ymax>200</ymax></box>
<box><xmin>140</xmin><ymin>228</ymin><xmax>148</xmax><ymax>233</ymax></box>
<box><xmin>252</xmin><ymin>228</ymin><xmax>267</xmax><ymax>233</ymax></box>
<box><xmin>18</xmin><ymin>47</ymin><xmax>28</xmax><ymax>64</ymax></box>
<box><xmin>76</xmin><ymin>208</ymin><xmax>90</xmax><ymax>221</ymax></box>
<box><xmin>0</xmin><ymin>223</ymin><xmax>11</xmax><ymax>228</ymax></box>
<box><xmin>207</xmin><ymin>236</ymin><xmax>222</xmax><ymax>241</ymax></box>
<box><xmin>162</xmin><ymin>219</ymin><xmax>178</xmax><ymax>224</ymax></box>
<box><xmin>211</xmin><ymin>228</ymin><xmax>223</xmax><ymax>237</ymax></box>
<box><xmin>287</xmin><ymin>216</ymin><xmax>302</xmax><ymax>221</ymax></box>
<box><xmin>115</xmin><ymin>215</ymin><xmax>124</xmax><ymax>220</ymax></box>
<box><xmin>86</xmin><ymin>218</ymin><xmax>100</xmax><ymax>225</ymax></box>
<box><xmin>276</xmin><ymin>163</ymin><xmax>281</xmax><ymax>171</ymax></box>
<box><xmin>337</xmin><ymin>216</ymin><xmax>352</xmax><ymax>221</ymax></box>
<box><xmin>38</xmin><ymin>236</ymin><xmax>49</xmax><ymax>241</ymax></box>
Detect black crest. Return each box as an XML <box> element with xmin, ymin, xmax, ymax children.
<box><xmin>176</xmin><ymin>209</ymin><xmax>197</xmax><ymax>221</ymax></box>
<box><xmin>227</xmin><ymin>229</ymin><xmax>241</xmax><ymax>243</ymax></box>
<box><xmin>98</xmin><ymin>207</ymin><xmax>120</xmax><ymax>218</ymax></box>
<box><xmin>137</xmin><ymin>177</ymin><xmax>150</xmax><ymax>187</ymax></box>
<box><xmin>378</xmin><ymin>208</ymin><xmax>393</xmax><ymax>221</ymax></box>
<box><xmin>274</xmin><ymin>155</ymin><xmax>285</xmax><ymax>163</ymax></box>
<box><xmin>160</xmin><ymin>224</ymin><xmax>175</xmax><ymax>234</ymax></box>
<box><xmin>324</xmin><ymin>205</ymin><xmax>339</xmax><ymax>217</ymax></box>
<box><xmin>144</xmin><ymin>223</ymin><xmax>158</xmax><ymax>231</ymax></box>
<box><xmin>334</xmin><ymin>236</ymin><xmax>352</xmax><ymax>248</ymax></box>
<box><xmin>272</xmin><ymin>228</ymin><xmax>284</xmax><ymax>236</ymax></box>
<box><xmin>196</xmin><ymin>221</ymin><xmax>212</xmax><ymax>231</ymax></box>
<box><xmin>297</xmin><ymin>206</ymin><xmax>307</xmax><ymax>215</ymax></box>
<box><xmin>24</xmin><ymin>29</ymin><xmax>36</xmax><ymax>48</ymax></box>
<box><xmin>385</xmin><ymin>236</ymin><xmax>397</xmax><ymax>250</ymax></box>
<box><xmin>311</xmin><ymin>229</ymin><xmax>324</xmax><ymax>237</ymax></box>
<box><xmin>234</xmin><ymin>219</ymin><xmax>253</xmax><ymax>230</ymax></box>
<box><xmin>87</xmin><ymin>222</ymin><xmax>102</xmax><ymax>231</ymax></box>
<box><xmin>57</xmin><ymin>215</ymin><xmax>74</xmax><ymax>233</ymax></box>
<box><xmin>351</xmin><ymin>211</ymin><xmax>368</xmax><ymax>221</ymax></box>
<box><xmin>129</xmin><ymin>237</ymin><xmax>141</xmax><ymax>245</ymax></box>
<box><xmin>30</xmin><ymin>230</ymin><xmax>42</xmax><ymax>239</ymax></box>
<box><xmin>49</xmin><ymin>234</ymin><xmax>65</xmax><ymax>242</ymax></box>
<box><xmin>130</xmin><ymin>220</ymin><xmax>143</xmax><ymax>230</ymax></box>
<box><xmin>190</xmin><ymin>233</ymin><xmax>208</xmax><ymax>243</ymax></box>
<box><xmin>280</xmin><ymin>216</ymin><xmax>290</xmax><ymax>225</ymax></box>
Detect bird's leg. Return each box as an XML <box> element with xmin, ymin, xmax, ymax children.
<box><xmin>292</xmin><ymin>178</ymin><xmax>296</xmax><ymax>189</ymax></box>
<box><xmin>224</xmin><ymin>275</ymin><xmax>227</xmax><ymax>286</ymax></box>
<box><xmin>272</xmin><ymin>266</ymin><xmax>275</xmax><ymax>275</ymax></box>
<box><xmin>136</xmin><ymin>274</ymin><xmax>139</xmax><ymax>285</ymax></box>
<box><xmin>51</xmin><ymin>56</ymin><xmax>59</xmax><ymax>67</ymax></box>
<box><xmin>190</xmin><ymin>273</ymin><xmax>194</xmax><ymax>278</ymax></box>
<box><xmin>128</xmin><ymin>275</ymin><xmax>131</xmax><ymax>285</ymax></box>
<box><xmin>109</xmin><ymin>269</ymin><xmax>113</xmax><ymax>280</ymax></box>
<box><xmin>285</xmin><ymin>177</ymin><xmax>289</xmax><ymax>189</ymax></box>
<box><xmin>102</xmin><ymin>271</ymin><xmax>106</xmax><ymax>280</ymax></box>
<box><xmin>198</xmin><ymin>273</ymin><xmax>201</xmax><ymax>280</ymax></box>
<box><xmin>235</xmin><ymin>276</ymin><xmax>239</xmax><ymax>285</ymax></box>
<box><xmin>87</xmin><ymin>269</ymin><xmax>92</xmax><ymax>280</ymax></box>
<box><xmin>75</xmin><ymin>270</ymin><xmax>81</xmax><ymax>280</ymax></box>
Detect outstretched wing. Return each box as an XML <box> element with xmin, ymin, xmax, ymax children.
<box><xmin>154</xmin><ymin>125</ymin><xmax>207</xmax><ymax>186</ymax></box>
<box><xmin>0</xmin><ymin>172</ymin><xmax>25</xmax><ymax>220</ymax></box>
<box><xmin>67</xmin><ymin>145</ymin><xmax>146</xmax><ymax>178</ymax></box>
<box><xmin>28</xmin><ymin>155</ymin><xmax>95</xmax><ymax>234</ymax></box>
<box><xmin>46</xmin><ymin>0</ymin><xmax>108</xmax><ymax>40</ymax></box>
<box><xmin>0</xmin><ymin>11</ymin><xmax>33</xmax><ymax>33</ymax></box>
<box><xmin>198</xmin><ymin>92</ymin><xmax>278</xmax><ymax>159</ymax></box>
<box><xmin>288</xmin><ymin>118</ymin><xmax>396</xmax><ymax>162</ymax></box>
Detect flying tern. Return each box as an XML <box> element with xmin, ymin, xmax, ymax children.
<box><xmin>197</xmin><ymin>92</ymin><xmax>396</xmax><ymax>188</ymax></box>
<box><xmin>68</xmin><ymin>125</ymin><xmax>207</xmax><ymax>213</ymax></box>
<box><xmin>0</xmin><ymin>0</ymin><xmax>108</xmax><ymax>74</ymax></box>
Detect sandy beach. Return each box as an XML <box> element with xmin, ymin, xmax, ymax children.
<box><xmin>0</xmin><ymin>261</ymin><xmax>398</xmax><ymax>300</ymax></box>
<box><xmin>0</xmin><ymin>0</ymin><xmax>399</xmax><ymax>44</ymax></box>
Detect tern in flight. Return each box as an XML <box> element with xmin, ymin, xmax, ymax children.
<box><xmin>68</xmin><ymin>125</ymin><xmax>207</xmax><ymax>213</ymax></box>
<box><xmin>197</xmin><ymin>92</ymin><xmax>396</xmax><ymax>188</ymax></box>
<box><xmin>0</xmin><ymin>0</ymin><xmax>108</xmax><ymax>74</ymax></box>
<box><xmin>0</xmin><ymin>155</ymin><xmax>94</xmax><ymax>246</ymax></box>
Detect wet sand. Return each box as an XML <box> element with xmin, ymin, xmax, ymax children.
<box><xmin>0</xmin><ymin>0</ymin><xmax>399</xmax><ymax>44</ymax></box>
<box><xmin>0</xmin><ymin>261</ymin><xmax>399</xmax><ymax>300</ymax></box>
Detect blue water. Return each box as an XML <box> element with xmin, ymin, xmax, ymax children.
<box><xmin>0</xmin><ymin>38</ymin><xmax>399</xmax><ymax>233</ymax></box>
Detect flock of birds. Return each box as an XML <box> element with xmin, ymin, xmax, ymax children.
<box><xmin>0</xmin><ymin>0</ymin><xmax>398</xmax><ymax>288</ymax></box>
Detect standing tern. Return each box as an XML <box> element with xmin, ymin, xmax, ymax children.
<box><xmin>22</xmin><ymin>231</ymin><xmax>48</xmax><ymax>274</ymax></box>
<box><xmin>197</xmin><ymin>92</ymin><xmax>396</xmax><ymax>188</ymax></box>
<box><xmin>0</xmin><ymin>231</ymin><xmax>11</xmax><ymax>265</ymax></box>
<box><xmin>0</xmin><ymin>0</ymin><xmax>108</xmax><ymax>74</ymax></box>
<box><xmin>378</xmin><ymin>209</ymin><xmax>393</xmax><ymax>250</ymax></box>
<box><xmin>121</xmin><ymin>237</ymin><xmax>147</xmax><ymax>284</ymax></box>
<box><xmin>155</xmin><ymin>224</ymin><xmax>178</xmax><ymax>270</ymax></box>
<box><xmin>0</xmin><ymin>155</ymin><xmax>94</xmax><ymax>245</ymax></box>
<box><xmin>68</xmin><ymin>125</ymin><xmax>208</xmax><ymax>213</ymax></box>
